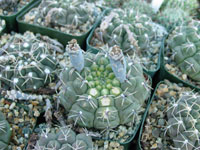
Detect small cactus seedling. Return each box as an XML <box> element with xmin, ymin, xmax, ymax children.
<box><xmin>59</xmin><ymin>39</ymin><xmax>150</xmax><ymax>130</ymax></box>
<box><xmin>167</xmin><ymin>20</ymin><xmax>200</xmax><ymax>82</ymax></box>
<box><xmin>34</xmin><ymin>126</ymin><xmax>93</xmax><ymax>150</ymax></box>
<box><xmin>0</xmin><ymin>31</ymin><xmax>64</xmax><ymax>91</ymax></box>
<box><xmin>24</xmin><ymin>0</ymin><xmax>102</xmax><ymax>36</ymax></box>
<box><xmin>166</xmin><ymin>91</ymin><xmax>200</xmax><ymax>150</ymax></box>
<box><xmin>0</xmin><ymin>111</ymin><xmax>11</xmax><ymax>150</ymax></box>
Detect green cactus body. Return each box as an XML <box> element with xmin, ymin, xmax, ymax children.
<box><xmin>161</xmin><ymin>0</ymin><xmax>199</xmax><ymax>16</ymax></box>
<box><xmin>25</xmin><ymin>0</ymin><xmax>101</xmax><ymax>36</ymax></box>
<box><xmin>166</xmin><ymin>91</ymin><xmax>200</xmax><ymax>149</ymax></box>
<box><xmin>0</xmin><ymin>111</ymin><xmax>11</xmax><ymax>150</ymax></box>
<box><xmin>60</xmin><ymin>39</ymin><xmax>150</xmax><ymax>130</ymax></box>
<box><xmin>35</xmin><ymin>126</ymin><xmax>93</xmax><ymax>150</ymax></box>
<box><xmin>156</xmin><ymin>7</ymin><xmax>191</xmax><ymax>30</ymax></box>
<box><xmin>0</xmin><ymin>32</ymin><xmax>63</xmax><ymax>91</ymax></box>
<box><xmin>93</xmin><ymin>8</ymin><xmax>167</xmax><ymax>55</ymax></box>
<box><xmin>122</xmin><ymin>0</ymin><xmax>156</xmax><ymax>18</ymax></box>
<box><xmin>167</xmin><ymin>20</ymin><xmax>200</xmax><ymax>81</ymax></box>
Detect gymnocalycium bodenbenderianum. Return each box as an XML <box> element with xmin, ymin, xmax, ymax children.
<box><xmin>165</xmin><ymin>91</ymin><xmax>200</xmax><ymax>150</ymax></box>
<box><xmin>167</xmin><ymin>20</ymin><xmax>200</xmax><ymax>81</ymax></box>
<box><xmin>59</xmin><ymin>39</ymin><xmax>150</xmax><ymax>130</ymax></box>
<box><xmin>0</xmin><ymin>111</ymin><xmax>11</xmax><ymax>150</ymax></box>
<box><xmin>93</xmin><ymin>8</ymin><xmax>167</xmax><ymax>55</ymax></box>
<box><xmin>34</xmin><ymin>126</ymin><xmax>93</xmax><ymax>150</ymax></box>
<box><xmin>0</xmin><ymin>31</ymin><xmax>64</xmax><ymax>91</ymax></box>
<box><xmin>24</xmin><ymin>0</ymin><xmax>102</xmax><ymax>36</ymax></box>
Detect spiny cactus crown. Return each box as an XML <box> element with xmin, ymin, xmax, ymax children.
<box><xmin>59</xmin><ymin>39</ymin><xmax>150</xmax><ymax>130</ymax></box>
<box><xmin>122</xmin><ymin>0</ymin><xmax>156</xmax><ymax>18</ymax></box>
<box><xmin>93</xmin><ymin>8</ymin><xmax>166</xmax><ymax>54</ymax></box>
<box><xmin>167</xmin><ymin>20</ymin><xmax>200</xmax><ymax>81</ymax></box>
<box><xmin>0</xmin><ymin>111</ymin><xmax>11</xmax><ymax>150</ymax></box>
<box><xmin>166</xmin><ymin>91</ymin><xmax>200</xmax><ymax>150</ymax></box>
<box><xmin>162</xmin><ymin>0</ymin><xmax>199</xmax><ymax>15</ymax></box>
<box><xmin>29</xmin><ymin>0</ymin><xmax>101</xmax><ymax>35</ymax></box>
<box><xmin>156</xmin><ymin>7</ymin><xmax>191</xmax><ymax>30</ymax></box>
<box><xmin>0</xmin><ymin>32</ymin><xmax>63</xmax><ymax>91</ymax></box>
<box><xmin>35</xmin><ymin>126</ymin><xmax>93</xmax><ymax>150</ymax></box>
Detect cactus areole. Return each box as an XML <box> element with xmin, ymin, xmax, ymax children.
<box><xmin>60</xmin><ymin>39</ymin><xmax>149</xmax><ymax>129</ymax></box>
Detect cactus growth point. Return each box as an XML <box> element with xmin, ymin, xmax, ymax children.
<box><xmin>59</xmin><ymin>39</ymin><xmax>150</xmax><ymax>130</ymax></box>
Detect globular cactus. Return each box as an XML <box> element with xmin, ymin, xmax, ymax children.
<box><xmin>0</xmin><ymin>111</ymin><xmax>11</xmax><ymax>150</ymax></box>
<box><xmin>92</xmin><ymin>9</ymin><xmax>167</xmax><ymax>55</ymax></box>
<box><xmin>167</xmin><ymin>20</ymin><xmax>200</xmax><ymax>81</ymax></box>
<box><xmin>34</xmin><ymin>126</ymin><xmax>93</xmax><ymax>150</ymax></box>
<box><xmin>161</xmin><ymin>0</ymin><xmax>199</xmax><ymax>16</ymax></box>
<box><xmin>156</xmin><ymin>7</ymin><xmax>191</xmax><ymax>30</ymax></box>
<box><xmin>59</xmin><ymin>39</ymin><xmax>150</xmax><ymax>130</ymax></box>
<box><xmin>156</xmin><ymin>0</ymin><xmax>198</xmax><ymax>30</ymax></box>
<box><xmin>122</xmin><ymin>0</ymin><xmax>156</xmax><ymax>18</ymax></box>
<box><xmin>165</xmin><ymin>91</ymin><xmax>200</xmax><ymax>150</ymax></box>
<box><xmin>0</xmin><ymin>31</ymin><xmax>63</xmax><ymax>91</ymax></box>
<box><xmin>25</xmin><ymin>0</ymin><xmax>102</xmax><ymax>36</ymax></box>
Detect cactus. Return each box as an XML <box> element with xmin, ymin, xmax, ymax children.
<box><xmin>167</xmin><ymin>20</ymin><xmax>200</xmax><ymax>82</ymax></box>
<box><xmin>34</xmin><ymin>126</ymin><xmax>93</xmax><ymax>150</ymax></box>
<box><xmin>156</xmin><ymin>7</ymin><xmax>191</xmax><ymax>30</ymax></box>
<box><xmin>0</xmin><ymin>111</ymin><xmax>11</xmax><ymax>150</ymax></box>
<box><xmin>156</xmin><ymin>0</ymin><xmax>198</xmax><ymax>30</ymax></box>
<box><xmin>59</xmin><ymin>39</ymin><xmax>150</xmax><ymax>130</ymax></box>
<box><xmin>165</xmin><ymin>91</ymin><xmax>200</xmax><ymax>150</ymax></box>
<box><xmin>122</xmin><ymin>0</ymin><xmax>156</xmax><ymax>18</ymax></box>
<box><xmin>92</xmin><ymin>9</ymin><xmax>167</xmax><ymax>55</ymax></box>
<box><xmin>0</xmin><ymin>31</ymin><xmax>64</xmax><ymax>91</ymax></box>
<box><xmin>24</xmin><ymin>0</ymin><xmax>102</xmax><ymax>36</ymax></box>
<box><xmin>161</xmin><ymin>0</ymin><xmax>199</xmax><ymax>16</ymax></box>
